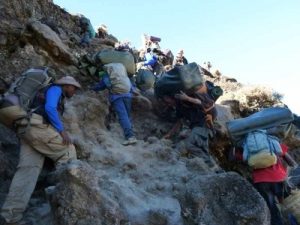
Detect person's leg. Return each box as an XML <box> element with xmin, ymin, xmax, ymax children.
<box><xmin>80</xmin><ymin>32</ymin><xmax>90</xmax><ymax>47</ymax></box>
<box><xmin>255</xmin><ymin>182</ymin><xmax>283</xmax><ymax>225</ymax></box>
<box><xmin>112</xmin><ymin>98</ymin><xmax>134</xmax><ymax>139</ymax></box>
<box><xmin>24</xmin><ymin>125</ymin><xmax>77</xmax><ymax>164</ymax></box>
<box><xmin>185</xmin><ymin>127</ymin><xmax>218</xmax><ymax>169</ymax></box>
<box><xmin>123</xmin><ymin>97</ymin><xmax>132</xmax><ymax>122</ymax></box>
<box><xmin>1</xmin><ymin>140</ymin><xmax>44</xmax><ymax>223</ymax></box>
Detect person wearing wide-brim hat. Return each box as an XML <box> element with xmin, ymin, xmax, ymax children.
<box><xmin>55</xmin><ymin>75</ymin><xmax>81</xmax><ymax>96</ymax></box>
<box><xmin>1</xmin><ymin>75</ymin><xmax>81</xmax><ymax>224</ymax></box>
<box><xmin>97</xmin><ymin>24</ymin><xmax>108</xmax><ymax>39</ymax></box>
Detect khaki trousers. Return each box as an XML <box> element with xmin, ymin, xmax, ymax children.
<box><xmin>1</xmin><ymin>124</ymin><xmax>76</xmax><ymax>223</ymax></box>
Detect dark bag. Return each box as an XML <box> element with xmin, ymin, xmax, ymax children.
<box><xmin>206</xmin><ymin>80</ymin><xmax>223</xmax><ymax>101</ymax></box>
<box><xmin>174</xmin><ymin>62</ymin><xmax>203</xmax><ymax>90</ymax></box>
<box><xmin>136</xmin><ymin>69</ymin><xmax>155</xmax><ymax>91</ymax></box>
<box><xmin>150</xmin><ymin>36</ymin><xmax>161</xmax><ymax>42</ymax></box>
<box><xmin>293</xmin><ymin>115</ymin><xmax>300</xmax><ymax>129</ymax></box>
<box><xmin>154</xmin><ymin>62</ymin><xmax>204</xmax><ymax>98</ymax></box>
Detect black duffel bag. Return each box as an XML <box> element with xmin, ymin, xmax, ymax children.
<box><xmin>154</xmin><ymin>62</ymin><xmax>203</xmax><ymax>98</ymax></box>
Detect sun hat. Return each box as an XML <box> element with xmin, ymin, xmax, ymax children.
<box><xmin>98</xmin><ymin>24</ymin><xmax>108</xmax><ymax>32</ymax></box>
<box><xmin>55</xmin><ymin>76</ymin><xmax>81</xmax><ymax>89</ymax></box>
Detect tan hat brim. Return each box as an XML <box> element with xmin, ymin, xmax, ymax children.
<box><xmin>55</xmin><ymin>80</ymin><xmax>81</xmax><ymax>89</ymax></box>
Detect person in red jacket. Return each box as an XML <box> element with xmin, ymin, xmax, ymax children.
<box><xmin>234</xmin><ymin>143</ymin><xmax>297</xmax><ymax>225</ymax></box>
<box><xmin>252</xmin><ymin>144</ymin><xmax>289</xmax><ymax>225</ymax></box>
<box><xmin>232</xmin><ymin>143</ymin><xmax>298</xmax><ymax>225</ymax></box>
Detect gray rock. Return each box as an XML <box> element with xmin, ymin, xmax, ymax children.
<box><xmin>50</xmin><ymin>160</ymin><xmax>125</xmax><ymax>225</ymax></box>
<box><xmin>179</xmin><ymin>172</ymin><xmax>270</xmax><ymax>225</ymax></box>
<box><xmin>27</xmin><ymin>21</ymin><xmax>77</xmax><ymax>65</ymax></box>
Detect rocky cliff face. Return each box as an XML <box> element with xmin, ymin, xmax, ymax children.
<box><xmin>0</xmin><ymin>1</ymin><xmax>299</xmax><ymax>225</ymax></box>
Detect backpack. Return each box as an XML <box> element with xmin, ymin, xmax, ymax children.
<box><xmin>103</xmin><ymin>63</ymin><xmax>131</xmax><ymax>94</ymax></box>
<box><xmin>242</xmin><ymin>130</ymin><xmax>282</xmax><ymax>169</ymax></box>
<box><xmin>0</xmin><ymin>67</ymin><xmax>52</xmax><ymax>127</ymax></box>
<box><xmin>135</xmin><ymin>69</ymin><xmax>155</xmax><ymax>91</ymax></box>
<box><xmin>206</xmin><ymin>80</ymin><xmax>223</xmax><ymax>101</ymax></box>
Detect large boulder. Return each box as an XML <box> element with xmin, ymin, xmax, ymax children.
<box><xmin>180</xmin><ymin>172</ymin><xmax>270</xmax><ymax>225</ymax></box>
<box><xmin>49</xmin><ymin>160</ymin><xmax>125</xmax><ymax>225</ymax></box>
<box><xmin>27</xmin><ymin>21</ymin><xmax>77</xmax><ymax>65</ymax></box>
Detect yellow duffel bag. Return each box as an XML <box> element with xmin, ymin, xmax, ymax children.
<box><xmin>281</xmin><ymin>189</ymin><xmax>300</xmax><ymax>223</ymax></box>
<box><xmin>248</xmin><ymin>151</ymin><xmax>278</xmax><ymax>169</ymax></box>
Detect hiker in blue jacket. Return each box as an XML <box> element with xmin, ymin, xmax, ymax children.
<box><xmin>142</xmin><ymin>48</ymin><xmax>158</xmax><ymax>70</ymax></box>
<box><xmin>91</xmin><ymin>71</ymin><xmax>137</xmax><ymax>145</ymax></box>
<box><xmin>1</xmin><ymin>76</ymin><xmax>81</xmax><ymax>224</ymax></box>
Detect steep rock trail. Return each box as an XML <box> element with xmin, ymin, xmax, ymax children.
<box><xmin>0</xmin><ymin>1</ymin><xmax>299</xmax><ymax>224</ymax></box>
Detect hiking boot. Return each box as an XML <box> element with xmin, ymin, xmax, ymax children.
<box><xmin>122</xmin><ymin>137</ymin><xmax>137</xmax><ymax>146</ymax></box>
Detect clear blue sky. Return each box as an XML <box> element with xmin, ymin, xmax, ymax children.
<box><xmin>54</xmin><ymin>0</ymin><xmax>300</xmax><ymax>114</ymax></box>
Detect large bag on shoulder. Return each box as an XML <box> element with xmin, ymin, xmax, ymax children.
<box><xmin>80</xmin><ymin>17</ymin><xmax>96</xmax><ymax>38</ymax></box>
<box><xmin>170</xmin><ymin>62</ymin><xmax>203</xmax><ymax>90</ymax></box>
<box><xmin>103</xmin><ymin>63</ymin><xmax>131</xmax><ymax>94</ymax></box>
<box><xmin>227</xmin><ymin>107</ymin><xmax>294</xmax><ymax>143</ymax></box>
<box><xmin>243</xmin><ymin>130</ymin><xmax>282</xmax><ymax>169</ymax></box>
<box><xmin>95</xmin><ymin>49</ymin><xmax>136</xmax><ymax>75</ymax></box>
<box><xmin>0</xmin><ymin>67</ymin><xmax>51</xmax><ymax>127</ymax></box>
<box><xmin>154</xmin><ymin>62</ymin><xmax>204</xmax><ymax>98</ymax></box>
<box><xmin>135</xmin><ymin>69</ymin><xmax>155</xmax><ymax>91</ymax></box>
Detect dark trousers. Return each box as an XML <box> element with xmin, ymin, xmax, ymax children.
<box><xmin>80</xmin><ymin>32</ymin><xmax>91</xmax><ymax>46</ymax></box>
<box><xmin>185</xmin><ymin>127</ymin><xmax>217</xmax><ymax>168</ymax></box>
<box><xmin>254</xmin><ymin>182</ymin><xmax>284</xmax><ymax>225</ymax></box>
<box><xmin>112</xmin><ymin>97</ymin><xmax>134</xmax><ymax>139</ymax></box>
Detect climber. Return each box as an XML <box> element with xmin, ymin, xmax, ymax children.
<box><xmin>91</xmin><ymin>65</ymin><xmax>137</xmax><ymax>146</ymax></box>
<box><xmin>142</xmin><ymin>34</ymin><xmax>161</xmax><ymax>50</ymax></box>
<box><xmin>232</xmin><ymin>143</ymin><xmax>297</xmax><ymax>225</ymax></box>
<box><xmin>173</xmin><ymin>50</ymin><xmax>188</xmax><ymax>67</ymax></box>
<box><xmin>0</xmin><ymin>76</ymin><xmax>81</xmax><ymax>224</ymax></box>
<box><xmin>97</xmin><ymin>24</ymin><xmax>108</xmax><ymax>39</ymax></box>
<box><xmin>163</xmin><ymin>82</ymin><xmax>218</xmax><ymax>169</ymax></box>
<box><xmin>253</xmin><ymin>144</ymin><xmax>290</xmax><ymax>225</ymax></box>
<box><xmin>79</xmin><ymin>16</ymin><xmax>96</xmax><ymax>47</ymax></box>
<box><xmin>202</xmin><ymin>61</ymin><xmax>212</xmax><ymax>72</ymax></box>
<box><xmin>136</xmin><ymin>48</ymin><xmax>158</xmax><ymax>72</ymax></box>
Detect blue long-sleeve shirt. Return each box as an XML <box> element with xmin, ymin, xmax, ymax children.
<box><xmin>45</xmin><ymin>86</ymin><xmax>64</xmax><ymax>132</ymax></box>
<box><xmin>92</xmin><ymin>74</ymin><xmax>132</xmax><ymax>102</ymax></box>
<box><xmin>144</xmin><ymin>53</ymin><xmax>157</xmax><ymax>67</ymax></box>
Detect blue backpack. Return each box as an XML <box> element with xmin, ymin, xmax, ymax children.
<box><xmin>243</xmin><ymin>130</ymin><xmax>282</xmax><ymax>169</ymax></box>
